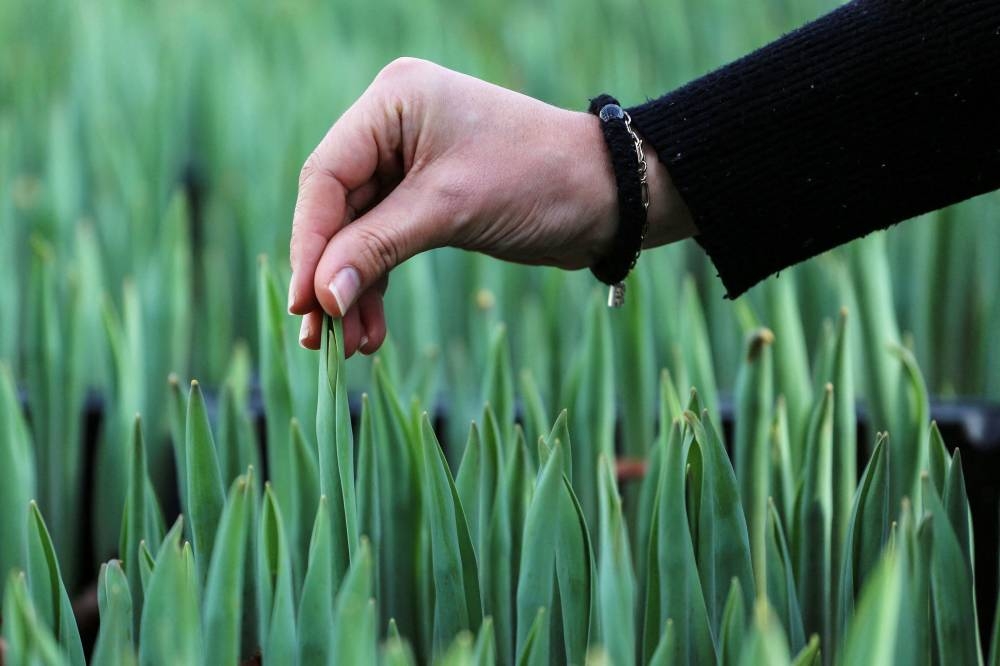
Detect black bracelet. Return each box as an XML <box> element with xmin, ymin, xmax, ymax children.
<box><xmin>588</xmin><ymin>93</ymin><xmax>650</xmax><ymax>307</ymax></box>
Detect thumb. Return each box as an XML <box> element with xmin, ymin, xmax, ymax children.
<box><xmin>312</xmin><ymin>183</ymin><xmax>445</xmax><ymax>317</ymax></box>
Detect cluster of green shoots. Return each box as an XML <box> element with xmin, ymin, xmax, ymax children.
<box><xmin>1</xmin><ymin>260</ymin><xmax>997</xmax><ymax>666</ymax></box>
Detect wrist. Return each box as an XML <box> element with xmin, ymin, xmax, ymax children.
<box><xmin>580</xmin><ymin>110</ymin><xmax>696</xmax><ymax>268</ymax></box>
<box><xmin>640</xmin><ymin>135</ymin><xmax>697</xmax><ymax>248</ymax></box>
<box><xmin>575</xmin><ymin>111</ymin><xmax>620</xmax><ymax>263</ymax></box>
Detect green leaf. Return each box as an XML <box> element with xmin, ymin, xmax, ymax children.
<box><xmin>686</xmin><ymin>410</ymin><xmax>754</xmax><ymax>642</ymax></box>
<box><xmin>119</xmin><ymin>415</ymin><xmax>152</xmax><ymax>632</ymax></box>
<box><xmin>422</xmin><ymin>413</ymin><xmax>482</xmax><ymax>655</ymax></box>
<box><xmin>765</xmin><ymin>275</ymin><xmax>813</xmax><ymax>447</ymax></box>
<box><xmin>793</xmin><ymin>383</ymin><xmax>833</xmax><ymax>650</ymax></box>
<box><xmin>0</xmin><ymin>364</ymin><xmax>34</xmax><ymax>582</ymax></box>
<box><xmin>733</xmin><ymin>328</ymin><xmax>774</xmax><ymax>597</ymax></box>
<box><xmin>438</xmin><ymin>632</ymin><xmax>475</xmax><ymax>666</ymax></box>
<box><xmin>838</xmin><ymin>436</ymin><xmax>890</xmax><ymax>635</ymax></box>
<box><xmin>839</xmin><ymin>551</ymin><xmax>904</xmax><ymax>665</ymax></box>
<box><xmin>317</xmin><ymin>316</ymin><xmax>360</xmax><ymax>587</ymax></box>
<box><xmin>186</xmin><ymin>379</ymin><xmax>226</xmax><ymax>583</ymax></box>
<box><xmin>790</xmin><ymin>635</ymin><xmax>821</xmax><ymax>666</ymax></box>
<box><xmin>3</xmin><ymin>571</ymin><xmax>66</xmax><ymax>666</ymax></box>
<box><xmin>472</xmin><ymin>617</ymin><xmax>496</xmax><ymax>666</ymax></box>
<box><xmin>648</xmin><ymin>620</ymin><xmax>677</xmax><ymax>666</ymax></box>
<box><xmin>769</xmin><ymin>397</ymin><xmax>795</xmax><ymax>531</ymax></box>
<box><xmin>765</xmin><ymin>500</ymin><xmax>806</xmax><ymax>653</ymax></box>
<box><xmin>167</xmin><ymin>375</ymin><xmax>189</xmax><ymax>514</ymax></box>
<box><xmin>25</xmin><ymin>502</ymin><xmax>84</xmax><ymax>665</ymax></box>
<box><xmin>942</xmin><ymin>450</ymin><xmax>973</xmax><ymax>573</ymax></box>
<box><xmin>829</xmin><ymin>309</ymin><xmax>856</xmax><ymax>651</ymax></box>
<box><xmin>719</xmin><ymin>578</ymin><xmax>747</xmax><ymax>666</ymax></box>
<box><xmin>331</xmin><ymin>539</ymin><xmax>377</xmax><ymax>664</ymax></box>
<box><xmin>258</xmin><ymin>256</ymin><xmax>297</xmax><ymax>537</ymax></box>
<box><xmin>645</xmin><ymin>420</ymin><xmax>715</xmax><ymax>665</ymax></box>
<box><xmin>516</xmin><ymin>440</ymin><xmax>564</xmax><ymax>664</ymax></box>
<box><xmin>498</xmin><ymin>426</ymin><xmax>533</xmax><ymax>664</ymax></box>
<box><xmin>26</xmin><ymin>236</ymin><xmax>86</xmax><ymax>588</ymax></box>
<box><xmin>298</xmin><ymin>496</ymin><xmax>334</xmax><ymax>664</ymax></box>
<box><xmin>679</xmin><ymin>277</ymin><xmax>720</xmax><ymax>431</ymax></box>
<box><xmin>203</xmin><ymin>471</ymin><xmax>254</xmax><ymax>666</ymax></box>
<box><xmin>544</xmin><ymin>410</ymin><xmax>573</xmax><ymax>483</ymax></box>
<box><xmin>850</xmin><ymin>235</ymin><xmax>901</xmax><ymax>438</ymax></box>
<box><xmin>291</xmin><ymin>417</ymin><xmax>320</xmax><ymax>589</ymax></box>
<box><xmin>519</xmin><ymin>370</ymin><xmax>549</xmax><ymax>458</ymax></box>
<box><xmin>140</xmin><ymin>519</ymin><xmax>201</xmax><ymax>665</ymax></box>
<box><xmin>737</xmin><ymin>601</ymin><xmax>791</xmax><ymax>666</ymax></box>
<box><xmin>891</xmin><ymin>502</ymin><xmax>933</xmax><ymax>666</ymax></box>
<box><xmin>481</xmin><ymin>449</ymin><xmax>513</xmax><ymax>666</ymax></box>
<box><xmin>96</xmin><ymin>283</ymin><xmax>146</xmax><ymax>561</ymax></box>
<box><xmin>927</xmin><ymin>422</ymin><xmax>949</xmax><ymax>495</ymax></box>
<box><xmin>623</xmin><ymin>273</ymin><xmax>659</xmax><ymax>444</ymax></box>
<box><xmin>515</xmin><ymin>608</ymin><xmax>547</xmax><ymax>666</ymax></box>
<box><xmin>216</xmin><ymin>383</ymin><xmax>260</xmax><ymax>487</ymax></box>
<box><xmin>923</xmin><ymin>474</ymin><xmax>982</xmax><ymax>664</ymax></box>
<box><xmin>482</xmin><ymin>323</ymin><xmax>514</xmax><ymax>443</ymax></box>
<box><xmin>357</xmin><ymin>394</ymin><xmax>381</xmax><ymax>600</ymax></box>
<box><xmin>91</xmin><ymin>561</ymin><xmax>135</xmax><ymax>666</ymax></box>
<box><xmin>477</xmin><ymin>406</ymin><xmax>503</xmax><ymax>555</ymax></box>
<box><xmin>457</xmin><ymin>422</ymin><xmax>484</xmax><ymax>548</ymax></box>
<box><xmin>553</xmin><ymin>473</ymin><xmax>595</xmax><ymax>666</ymax></box>
<box><xmin>635</xmin><ymin>407</ymin><xmax>664</xmax><ymax>618</ymax></box>
<box><xmin>564</xmin><ymin>293</ymin><xmax>614</xmax><ymax>528</ymax></box>
<box><xmin>138</xmin><ymin>542</ymin><xmax>155</xmax><ymax>596</ymax></box>
<box><xmin>371</xmin><ymin>358</ymin><xmax>421</xmax><ymax>638</ymax></box>
<box><xmin>383</xmin><ymin>632</ymin><xmax>418</xmax><ymax>666</ymax></box>
<box><xmin>256</xmin><ymin>484</ymin><xmax>297</xmax><ymax>664</ymax></box>
<box><xmin>890</xmin><ymin>343</ymin><xmax>930</xmax><ymax>514</ymax></box>
<box><xmin>596</xmin><ymin>455</ymin><xmax>635</xmax><ymax>666</ymax></box>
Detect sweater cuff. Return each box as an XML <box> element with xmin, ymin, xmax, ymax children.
<box><xmin>625</xmin><ymin>0</ymin><xmax>1000</xmax><ymax>299</ymax></box>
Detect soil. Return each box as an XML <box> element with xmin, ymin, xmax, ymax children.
<box><xmin>71</xmin><ymin>582</ymin><xmax>100</xmax><ymax>654</ymax></box>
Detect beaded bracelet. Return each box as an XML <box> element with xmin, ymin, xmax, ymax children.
<box><xmin>588</xmin><ymin>94</ymin><xmax>650</xmax><ymax>308</ymax></box>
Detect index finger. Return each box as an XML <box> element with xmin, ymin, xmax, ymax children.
<box><xmin>288</xmin><ymin>92</ymin><xmax>384</xmax><ymax>315</ymax></box>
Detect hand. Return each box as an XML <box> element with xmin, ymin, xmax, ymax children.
<box><xmin>288</xmin><ymin>57</ymin><xmax>694</xmax><ymax>355</ymax></box>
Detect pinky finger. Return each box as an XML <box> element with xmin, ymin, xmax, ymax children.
<box><xmin>358</xmin><ymin>289</ymin><xmax>387</xmax><ymax>355</ymax></box>
<box><xmin>298</xmin><ymin>310</ymin><xmax>324</xmax><ymax>350</ymax></box>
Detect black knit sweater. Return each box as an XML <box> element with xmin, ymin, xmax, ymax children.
<box><xmin>625</xmin><ymin>0</ymin><xmax>1000</xmax><ymax>298</ymax></box>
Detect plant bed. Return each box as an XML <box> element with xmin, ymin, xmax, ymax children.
<box><xmin>4</xmin><ymin>310</ymin><xmax>999</xmax><ymax>664</ymax></box>
<box><xmin>39</xmin><ymin>386</ymin><xmax>1000</xmax><ymax>654</ymax></box>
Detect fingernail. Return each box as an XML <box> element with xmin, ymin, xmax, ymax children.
<box><xmin>358</xmin><ymin>335</ymin><xmax>370</xmax><ymax>353</ymax></box>
<box><xmin>287</xmin><ymin>274</ymin><xmax>296</xmax><ymax>313</ymax></box>
<box><xmin>328</xmin><ymin>267</ymin><xmax>361</xmax><ymax>316</ymax></box>
<box><xmin>299</xmin><ymin>317</ymin><xmax>314</xmax><ymax>348</ymax></box>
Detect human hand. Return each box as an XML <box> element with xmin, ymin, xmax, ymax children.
<box><xmin>288</xmin><ymin>58</ymin><xmax>694</xmax><ymax>355</ymax></box>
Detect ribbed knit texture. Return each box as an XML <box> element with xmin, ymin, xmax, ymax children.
<box><xmin>626</xmin><ymin>0</ymin><xmax>1000</xmax><ymax>298</ymax></box>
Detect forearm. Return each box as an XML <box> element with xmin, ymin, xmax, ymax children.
<box><xmin>627</xmin><ymin>0</ymin><xmax>1000</xmax><ymax>297</ymax></box>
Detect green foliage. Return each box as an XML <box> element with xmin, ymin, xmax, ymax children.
<box><xmin>4</xmin><ymin>0</ymin><xmax>1000</xmax><ymax>660</ymax></box>
<box><xmin>0</xmin><ymin>250</ymin><xmax>996</xmax><ymax>665</ymax></box>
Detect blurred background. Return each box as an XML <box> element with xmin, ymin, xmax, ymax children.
<box><xmin>2</xmin><ymin>0</ymin><xmax>999</xmax><ymax>445</ymax></box>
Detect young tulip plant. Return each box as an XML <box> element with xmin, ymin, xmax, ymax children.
<box><xmin>2</xmin><ymin>258</ymin><xmax>999</xmax><ymax>666</ymax></box>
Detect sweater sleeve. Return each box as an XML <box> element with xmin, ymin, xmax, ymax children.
<box><xmin>625</xmin><ymin>0</ymin><xmax>1000</xmax><ymax>298</ymax></box>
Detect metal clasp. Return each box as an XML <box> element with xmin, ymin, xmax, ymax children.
<box><xmin>608</xmin><ymin>282</ymin><xmax>626</xmax><ymax>308</ymax></box>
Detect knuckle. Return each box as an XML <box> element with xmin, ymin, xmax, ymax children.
<box><xmin>354</xmin><ymin>225</ymin><xmax>401</xmax><ymax>276</ymax></box>
<box><xmin>376</xmin><ymin>57</ymin><xmax>429</xmax><ymax>84</ymax></box>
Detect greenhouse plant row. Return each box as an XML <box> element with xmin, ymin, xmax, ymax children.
<box><xmin>2</xmin><ymin>260</ymin><xmax>999</xmax><ymax>664</ymax></box>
